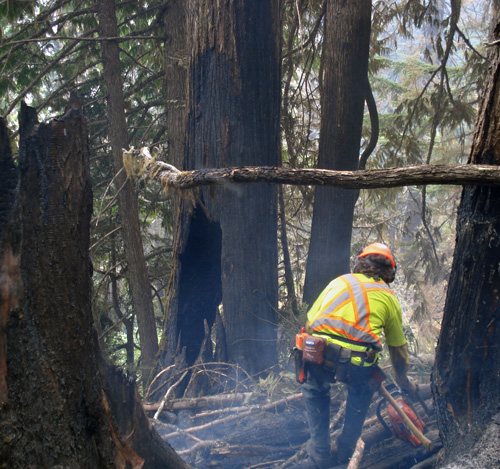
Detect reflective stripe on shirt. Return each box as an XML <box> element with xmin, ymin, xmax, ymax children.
<box><xmin>308</xmin><ymin>274</ymin><xmax>395</xmax><ymax>348</ymax></box>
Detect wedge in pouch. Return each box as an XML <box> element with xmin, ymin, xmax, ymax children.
<box><xmin>292</xmin><ymin>347</ymin><xmax>306</xmax><ymax>383</ymax></box>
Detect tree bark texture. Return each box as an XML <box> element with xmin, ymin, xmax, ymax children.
<box><xmin>303</xmin><ymin>0</ymin><xmax>372</xmax><ymax>306</ymax></box>
<box><xmin>98</xmin><ymin>0</ymin><xmax>159</xmax><ymax>379</ymax></box>
<box><xmin>163</xmin><ymin>0</ymin><xmax>187</xmax><ymax>171</ymax></box>
<box><xmin>0</xmin><ymin>107</ymin><xmax>190</xmax><ymax>468</ymax></box>
<box><xmin>432</xmin><ymin>9</ymin><xmax>500</xmax><ymax>458</ymax></box>
<box><xmin>159</xmin><ymin>0</ymin><xmax>282</xmax><ymax>378</ymax></box>
<box><xmin>163</xmin><ymin>0</ymin><xmax>187</xmax><ymax>236</ymax></box>
<box><xmin>126</xmin><ymin>151</ymin><xmax>500</xmax><ymax>189</ymax></box>
<box><xmin>0</xmin><ymin>105</ymin><xmax>114</xmax><ymax>467</ymax></box>
<box><xmin>0</xmin><ymin>116</ymin><xmax>20</xmax><ymax>409</ymax></box>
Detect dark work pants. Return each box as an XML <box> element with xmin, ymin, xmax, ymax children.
<box><xmin>301</xmin><ymin>362</ymin><xmax>376</xmax><ymax>465</ymax></box>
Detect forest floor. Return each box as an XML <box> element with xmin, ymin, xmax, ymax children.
<box><xmin>145</xmin><ymin>353</ymin><xmax>442</xmax><ymax>469</ymax></box>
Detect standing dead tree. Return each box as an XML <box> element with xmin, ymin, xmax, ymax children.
<box><xmin>0</xmin><ymin>105</ymin><xmax>190</xmax><ymax>468</ymax></box>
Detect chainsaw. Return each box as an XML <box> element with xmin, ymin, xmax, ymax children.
<box><xmin>376</xmin><ymin>381</ymin><xmax>432</xmax><ymax>450</ymax></box>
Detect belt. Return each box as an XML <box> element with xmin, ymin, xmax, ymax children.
<box><xmin>324</xmin><ymin>335</ymin><xmax>379</xmax><ymax>364</ymax></box>
<box><xmin>323</xmin><ymin>339</ymin><xmax>377</xmax><ymax>366</ymax></box>
<box><xmin>350</xmin><ymin>349</ymin><xmax>376</xmax><ymax>361</ymax></box>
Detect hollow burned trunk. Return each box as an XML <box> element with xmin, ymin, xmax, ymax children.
<box><xmin>158</xmin><ymin>0</ymin><xmax>281</xmax><ymax>382</ymax></box>
<box><xmin>0</xmin><ymin>105</ymin><xmax>189</xmax><ymax>468</ymax></box>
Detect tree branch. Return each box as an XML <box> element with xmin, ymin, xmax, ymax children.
<box><xmin>123</xmin><ymin>148</ymin><xmax>500</xmax><ymax>190</ymax></box>
<box><xmin>282</xmin><ymin>0</ymin><xmax>326</xmax><ymax>59</ymax></box>
<box><xmin>0</xmin><ymin>35</ymin><xmax>166</xmax><ymax>48</ymax></box>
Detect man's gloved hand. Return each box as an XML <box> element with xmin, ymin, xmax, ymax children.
<box><xmin>400</xmin><ymin>376</ymin><xmax>419</xmax><ymax>397</ymax></box>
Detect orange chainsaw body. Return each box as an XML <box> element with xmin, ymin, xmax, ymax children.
<box><xmin>387</xmin><ymin>398</ymin><xmax>425</xmax><ymax>447</ymax></box>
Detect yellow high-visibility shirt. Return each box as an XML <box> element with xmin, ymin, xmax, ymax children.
<box><xmin>306</xmin><ymin>273</ymin><xmax>406</xmax><ymax>365</ymax></box>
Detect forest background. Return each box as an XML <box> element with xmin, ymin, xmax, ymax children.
<box><xmin>0</xmin><ymin>0</ymin><xmax>497</xmax><ymax>467</ymax></box>
<box><xmin>0</xmin><ymin>0</ymin><xmax>487</xmax><ymax>379</ymax></box>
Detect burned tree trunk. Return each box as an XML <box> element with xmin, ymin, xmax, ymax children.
<box><xmin>163</xmin><ymin>0</ymin><xmax>187</xmax><ymax>237</ymax></box>
<box><xmin>0</xmin><ymin>105</ymin><xmax>189</xmax><ymax>468</ymax></box>
<box><xmin>432</xmin><ymin>9</ymin><xmax>500</xmax><ymax>467</ymax></box>
<box><xmin>156</xmin><ymin>0</ymin><xmax>282</xmax><ymax>384</ymax></box>
<box><xmin>0</xmin><ymin>115</ymin><xmax>19</xmax><ymax>409</ymax></box>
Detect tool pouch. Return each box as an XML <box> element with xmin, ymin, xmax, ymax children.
<box><xmin>335</xmin><ymin>347</ymin><xmax>352</xmax><ymax>384</ymax></box>
<box><xmin>323</xmin><ymin>342</ymin><xmax>341</xmax><ymax>373</ymax></box>
<box><xmin>302</xmin><ymin>336</ymin><xmax>325</xmax><ymax>365</ymax></box>
<box><xmin>292</xmin><ymin>347</ymin><xmax>306</xmax><ymax>383</ymax></box>
<box><xmin>322</xmin><ymin>342</ymin><xmax>341</xmax><ymax>383</ymax></box>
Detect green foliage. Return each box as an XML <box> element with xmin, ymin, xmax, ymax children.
<box><xmin>280</xmin><ymin>0</ymin><xmax>490</xmax><ymax>354</ymax></box>
<box><xmin>0</xmin><ymin>0</ymin><xmax>35</xmax><ymax>23</ymax></box>
<box><xmin>1</xmin><ymin>0</ymin><xmax>492</xmax><ymax>375</ymax></box>
<box><xmin>1</xmin><ymin>0</ymin><xmax>172</xmax><ymax>375</ymax></box>
<box><xmin>256</xmin><ymin>370</ymin><xmax>298</xmax><ymax>400</ymax></box>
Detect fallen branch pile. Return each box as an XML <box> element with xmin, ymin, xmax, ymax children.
<box><xmin>143</xmin><ymin>362</ymin><xmax>441</xmax><ymax>469</ymax></box>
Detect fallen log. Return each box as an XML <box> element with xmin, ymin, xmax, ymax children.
<box><xmin>149</xmin><ymin>368</ymin><xmax>436</xmax><ymax>469</ymax></box>
<box><xmin>162</xmin><ymin>393</ymin><xmax>303</xmax><ymax>440</ymax></box>
<box><xmin>143</xmin><ymin>391</ymin><xmax>253</xmax><ymax>412</ymax></box>
<box><xmin>123</xmin><ymin>147</ymin><xmax>500</xmax><ymax>190</ymax></box>
<box><xmin>153</xmin><ymin>401</ymin><xmax>308</xmax><ymax>468</ymax></box>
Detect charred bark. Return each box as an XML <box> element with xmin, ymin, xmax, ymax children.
<box><xmin>0</xmin><ymin>117</ymin><xmax>19</xmax><ymax>409</ymax></box>
<box><xmin>156</xmin><ymin>0</ymin><xmax>282</xmax><ymax>386</ymax></box>
<box><xmin>158</xmin><ymin>203</ymin><xmax>222</xmax><ymax>376</ymax></box>
<box><xmin>432</xmin><ymin>8</ymin><xmax>500</xmax><ymax>463</ymax></box>
<box><xmin>162</xmin><ymin>0</ymin><xmax>187</xmax><ymax>236</ymax></box>
<box><xmin>0</xmin><ymin>106</ymin><xmax>189</xmax><ymax>468</ymax></box>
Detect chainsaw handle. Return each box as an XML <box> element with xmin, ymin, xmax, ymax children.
<box><xmin>379</xmin><ymin>384</ymin><xmax>434</xmax><ymax>451</ymax></box>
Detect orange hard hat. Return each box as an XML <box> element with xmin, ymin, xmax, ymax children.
<box><xmin>358</xmin><ymin>243</ymin><xmax>396</xmax><ymax>268</ymax></box>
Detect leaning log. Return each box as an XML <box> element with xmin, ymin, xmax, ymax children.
<box><xmin>123</xmin><ymin>147</ymin><xmax>500</xmax><ymax>190</ymax></box>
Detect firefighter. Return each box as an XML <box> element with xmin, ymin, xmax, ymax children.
<box><xmin>299</xmin><ymin>243</ymin><xmax>418</xmax><ymax>468</ymax></box>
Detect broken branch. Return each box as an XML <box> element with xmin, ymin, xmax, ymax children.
<box><xmin>162</xmin><ymin>393</ymin><xmax>302</xmax><ymax>440</ymax></box>
<box><xmin>153</xmin><ymin>370</ymin><xmax>188</xmax><ymax>420</ymax></box>
<box><xmin>143</xmin><ymin>391</ymin><xmax>254</xmax><ymax>412</ymax></box>
<box><xmin>123</xmin><ymin>147</ymin><xmax>500</xmax><ymax>190</ymax></box>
